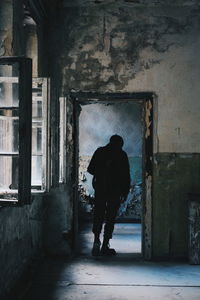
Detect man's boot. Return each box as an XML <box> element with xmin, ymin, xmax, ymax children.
<box><xmin>101</xmin><ymin>238</ymin><xmax>116</xmax><ymax>256</ymax></box>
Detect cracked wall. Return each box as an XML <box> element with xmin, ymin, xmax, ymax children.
<box><xmin>0</xmin><ymin>1</ymin><xmax>54</xmax><ymax>298</ymax></box>
<box><xmin>53</xmin><ymin>4</ymin><xmax>200</xmax><ymax>154</ymax></box>
<box><xmin>48</xmin><ymin>1</ymin><xmax>200</xmax><ymax>258</ymax></box>
<box><xmin>0</xmin><ymin>1</ymin><xmax>14</xmax><ymax>57</ymax></box>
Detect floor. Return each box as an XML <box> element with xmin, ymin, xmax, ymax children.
<box><xmin>23</xmin><ymin>223</ymin><xmax>200</xmax><ymax>300</ymax></box>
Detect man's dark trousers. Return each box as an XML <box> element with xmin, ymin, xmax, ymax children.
<box><xmin>92</xmin><ymin>189</ymin><xmax>121</xmax><ymax>240</ymax></box>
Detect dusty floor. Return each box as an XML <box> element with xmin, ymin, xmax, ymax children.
<box><xmin>23</xmin><ymin>223</ymin><xmax>200</xmax><ymax>300</ymax></box>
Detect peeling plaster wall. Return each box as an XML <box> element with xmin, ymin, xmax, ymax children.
<box><xmin>0</xmin><ymin>0</ymin><xmax>25</xmax><ymax>57</ymax></box>
<box><xmin>0</xmin><ymin>2</ymin><xmax>55</xmax><ymax>299</ymax></box>
<box><xmin>153</xmin><ymin>154</ymin><xmax>200</xmax><ymax>258</ymax></box>
<box><xmin>56</xmin><ymin>4</ymin><xmax>200</xmax><ymax>154</ymax></box>
<box><xmin>0</xmin><ymin>0</ymin><xmax>14</xmax><ymax>57</ymax></box>
<box><xmin>48</xmin><ymin>1</ymin><xmax>200</xmax><ymax>258</ymax></box>
<box><xmin>0</xmin><ymin>196</ymin><xmax>44</xmax><ymax>299</ymax></box>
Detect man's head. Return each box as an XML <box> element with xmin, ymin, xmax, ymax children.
<box><xmin>109</xmin><ymin>135</ymin><xmax>124</xmax><ymax>149</ymax></box>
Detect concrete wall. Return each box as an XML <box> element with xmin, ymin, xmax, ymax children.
<box><xmin>55</xmin><ymin>1</ymin><xmax>200</xmax><ymax>154</ymax></box>
<box><xmin>0</xmin><ymin>1</ymin><xmax>72</xmax><ymax>298</ymax></box>
<box><xmin>153</xmin><ymin>153</ymin><xmax>200</xmax><ymax>258</ymax></box>
<box><xmin>47</xmin><ymin>0</ymin><xmax>200</xmax><ymax>258</ymax></box>
<box><xmin>0</xmin><ymin>196</ymin><xmax>44</xmax><ymax>298</ymax></box>
<box><xmin>1</xmin><ymin>3</ymin><xmax>200</xmax><ymax>298</ymax></box>
<box><xmin>0</xmin><ymin>2</ymin><xmax>43</xmax><ymax>298</ymax></box>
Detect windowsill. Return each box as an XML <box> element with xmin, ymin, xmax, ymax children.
<box><xmin>0</xmin><ymin>199</ymin><xmax>18</xmax><ymax>203</ymax></box>
<box><xmin>0</xmin><ymin>189</ymin><xmax>47</xmax><ymax>197</ymax></box>
<box><xmin>0</xmin><ymin>189</ymin><xmax>18</xmax><ymax>194</ymax></box>
<box><xmin>31</xmin><ymin>190</ymin><xmax>46</xmax><ymax>195</ymax></box>
<box><xmin>0</xmin><ymin>190</ymin><xmax>48</xmax><ymax>208</ymax></box>
<box><xmin>0</xmin><ymin>190</ymin><xmax>18</xmax><ymax>203</ymax></box>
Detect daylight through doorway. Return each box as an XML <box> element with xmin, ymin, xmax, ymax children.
<box><xmin>78</xmin><ymin>100</ymin><xmax>144</xmax><ymax>254</ymax></box>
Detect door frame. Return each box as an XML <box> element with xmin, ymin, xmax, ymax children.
<box><xmin>69</xmin><ymin>92</ymin><xmax>154</xmax><ymax>260</ymax></box>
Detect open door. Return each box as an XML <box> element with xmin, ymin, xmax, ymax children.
<box><xmin>65</xmin><ymin>92</ymin><xmax>153</xmax><ymax>259</ymax></box>
<box><xmin>60</xmin><ymin>93</ymin><xmax>153</xmax><ymax>260</ymax></box>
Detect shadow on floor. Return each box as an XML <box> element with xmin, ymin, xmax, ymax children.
<box><xmin>18</xmin><ymin>222</ymin><xmax>200</xmax><ymax>300</ymax></box>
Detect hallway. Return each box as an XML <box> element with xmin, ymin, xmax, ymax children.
<box><xmin>22</xmin><ymin>224</ymin><xmax>200</xmax><ymax>300</ymax></box>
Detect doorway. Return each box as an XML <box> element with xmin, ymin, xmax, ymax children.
<box><xmin>70</xmin><ymin>93</ymin><xmax>153</xmax><ymax>259</ymax></box>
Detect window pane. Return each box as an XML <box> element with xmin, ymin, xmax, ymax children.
<box><xmin>0</xmin><ymin>110</ymin><xmax>19</xmax><ymax>153</ymax></box>
<box><xmin>59</xmin><ymin>97</ymin><xmax>66</xmax><ymax>183</ymax></box>
<box><xmin>0</xmin><ymin>63</ymin><xmax>19</xmax><ymax>194</ymax></box>
<box><xmin>32</xmin><ymin>125</ymin><xmax>42</xmax><ymax>154</ymax></box>
<box><xmin>31</xmin><ymin>156</ymin><xmax>42</xmax><ymax>186</ymax></box>
<box><xmin>33</xmin><ymin>99</ymin><xmax>42</xmax><ymax>118</ymax></box>
<box><xmin>31</xmin><ymin>121</ymin><xmax>43</xmax><ymax>186</ymax></box>
<box><xmin>32</xmin><ymin>121</ymin><xmax>43</xmax><ymax>187</ymax></box>
<box><xmin>32</xmin><ymin>83</ymin><xmax>44</xmax><ymax>188</ymax></box>
<box><xmin>0</xmin><ymin>156</ymin><xmax>18</xmax><ymax>192</ymax></box>
<box><xmin>0</xmin><ymin>57</ymin><xmax>32</xmax><ymax>203</ymax></box>
<box><xmin>0</xmin><ymin>63</ymin><xmax>19</xmax><ymax>107</ymax></box>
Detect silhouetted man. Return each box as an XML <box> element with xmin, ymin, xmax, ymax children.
<box><xmin>87</xmin><ymin>135</ymin><xmax>130</xmax><ymax>256</ymax></box>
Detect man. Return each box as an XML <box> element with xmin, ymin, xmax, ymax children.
<box><xmin>87</xmin><ymin>135</ymin><xmax>130</xmax><ymax>256</ymax></box>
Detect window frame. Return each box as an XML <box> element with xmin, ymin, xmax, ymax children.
<box><xmin>31</xmin><ymin>77</ymin><xmax>51</xmax><ymax>193</ymax></box>
<box><xmin>0</xmin><ymin>56</ymin><xmax>32</xmax><ymax>206</ymax></box>
<box><xmin>59</xmin><ymin>97</ymin><xmax>67</xmax><ymax>184</ymax></box>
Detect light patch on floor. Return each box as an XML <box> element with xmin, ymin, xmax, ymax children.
<box><xmin>79</xmin><ymin>223</ymin><xmax>142</xmax><ymax>255</ymax></box>
<box><xmin>23</xmin><ymin>223</ymin><xmax>200</xmax><ymax>300</ymax></box>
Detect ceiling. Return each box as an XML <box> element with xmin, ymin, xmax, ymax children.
<box><xmin>24</xmin><ymin>0</ymin><xmax>199</xmax><ymax>24</ymax></box>
<box><xmin>62</xmin><ymin>0</ymin><xmax>199</xmax><ymax>7</ymax></box>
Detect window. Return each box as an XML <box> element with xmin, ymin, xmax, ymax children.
<box><xmin>59</xmin><ymin>97</ymin><xmax>67</xmax><ymax>184</ymax></box>
<box><xmin>32</xmin><ymin>78</ymin><xmax>50</xmax><ymax>192</ymax></box>
<box><xmin>0</xmin><ymin>57</ymin><xmax>32</xmax><ymax>205</ymax></box>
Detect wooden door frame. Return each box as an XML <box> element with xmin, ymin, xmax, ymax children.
<box><xmin>69</xmin><ymin>92</ymin><xmax>154</xmax><ymax>260</ymax></box>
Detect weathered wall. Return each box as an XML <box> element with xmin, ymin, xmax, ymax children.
<box><xmin>0</xmin><ymin>0</ymin><xmax>24</xmax><ymax>57</ymax></box>
<box><xmin>0</xmin><ymin>196</ymin><xmax>44</xmax><ymax>299</ymax></box>
<box><xmin>56</xmin><ymin>3</ymin><xmax>200</xmax><ymax>154</ymax></box>
<box><xmin>0</xmin><ymin>4</ymin><xmax>199</xmax><ymax>300</ymax></box>
<box><xmin>0</xmin><ymin>1</ymin><xmax>67</xmax><ymax>298</ymax></box>
<box><xmin>43</xmin><ymin>187</ymin><xmax>72</xmax><ymax>256</ymax></box>
<box><xmin>153</xmin><ymin>154</ymin><xmax>200</xmax><ymax>258</ymax></box>
<box><xmin>48</xmin><ymin>0</ymin><xmax>200</xmax><ymax>258</ymax></box>
<box><xmin>0</xmin><ymin>2</ymin><xmax>44</xmax><ymax>298</ymax></box>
